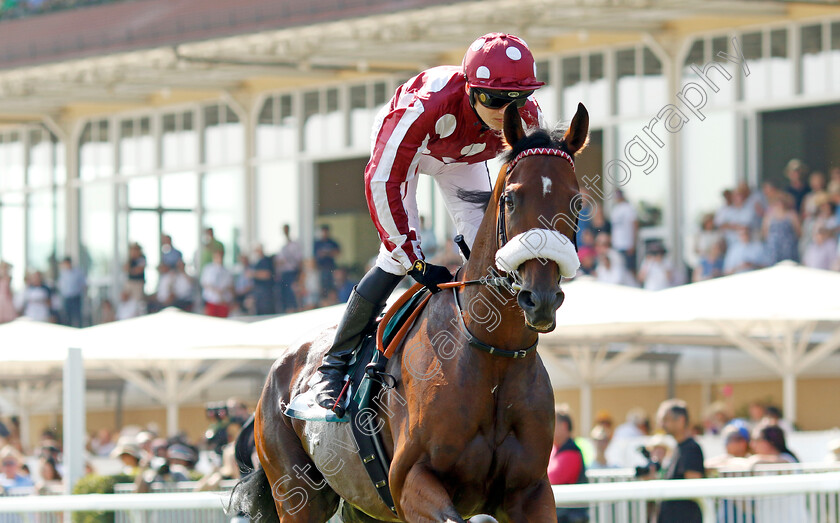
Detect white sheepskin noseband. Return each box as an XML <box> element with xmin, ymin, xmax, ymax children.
<box><xmin>495</xmin><ymin>228</ymin><xmax>580</xmax><ymax>278</ymax></box>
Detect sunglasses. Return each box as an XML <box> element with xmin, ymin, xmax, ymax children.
<box><xmin>474</xmin><ymin>89</ymin><xmax>534</xmax><ymax>109</ymax></box>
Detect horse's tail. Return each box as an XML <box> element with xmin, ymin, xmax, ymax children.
<box><xmin>228</xmin><ymin>414</ymin><xmax>278</xmax><ymax>522</ymax></box>
<box><xmin>234</xmin><ymin>413</ymin><xmax>256</xmax><ymax>473</ymax></box>
<box><xmin>228</xmin><ymin>466</ymin><xmax>280</xmax><ymax>523</ymax></box>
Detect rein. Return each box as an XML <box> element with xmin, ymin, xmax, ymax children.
<box><xmin>376</xmin><ymin>147</ymin><xmax>575</xmax><ymax>361</ymax></box>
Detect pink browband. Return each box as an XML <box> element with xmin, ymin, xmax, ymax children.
<box><xmin>506</xmin><ymin>147</ymin><xmax>575</xmax><ymax>173</ymax></box>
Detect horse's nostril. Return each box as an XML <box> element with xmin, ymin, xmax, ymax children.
<box><xmin>556</xmin><ymin>291</ymin><xmax>565</xmax><ymax>308</ymax></box>
<box><xmin>518</xmin><ymin>290</ymin><xmax>536</xmax><ymax>311</ymax></box>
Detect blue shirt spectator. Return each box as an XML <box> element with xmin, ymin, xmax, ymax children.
<box><xmin>160</xmin><ymin>234</ymin><xmax>183</xmax><ymax>269</ymax></box>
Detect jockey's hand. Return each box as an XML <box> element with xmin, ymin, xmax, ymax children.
<box><xmin>407</xmin><ymin>260</ymin><xmax>453</xmax><ymax>293</ymax></box>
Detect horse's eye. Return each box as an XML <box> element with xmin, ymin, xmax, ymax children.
<box><xmin>573</xmin><ymin>198</ymin><xmax>583</xmax><ymax>215</ymax></box>
<box><xmin>505</xmin><ymin>194</ymin><xmax>515</xmax><ymax>210</ymax></box>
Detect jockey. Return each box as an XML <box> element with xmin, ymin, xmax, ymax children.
<box><xmin>313</xmin><ymin>33</ymin><xmax>544</xmax><ymax>417</ymax></box>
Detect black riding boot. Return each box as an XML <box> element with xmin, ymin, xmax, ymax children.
<box><xmin>314</xmin><ymin>267</ymin><xmax>402</xmax><ymax>417</ymax></box>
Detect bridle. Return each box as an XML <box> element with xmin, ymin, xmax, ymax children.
<box><xmin>449</xmin><ymin>147</ymin><xmax>575</xmax><ymax>357</ymax></box>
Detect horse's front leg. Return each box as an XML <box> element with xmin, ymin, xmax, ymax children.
<box><xmin>397</xmin><ymin>463</ymin><xmax>465</xmax><ymax>523</ymax></box>
<box><xmin>500</xmin><ymin>478</ymin><xmax>557</xmax><ymax>523</ymax></box>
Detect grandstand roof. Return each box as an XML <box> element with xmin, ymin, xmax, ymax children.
<box><xmin>0</xmin><ymin>0</ymin><xmax>796</xmax><ymax>123</ymax></box>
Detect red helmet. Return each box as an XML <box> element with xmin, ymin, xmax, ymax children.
<box><xmin>462</xmin><ymin>33</ymin><xmax>544</xmax><ymax>92</ymax></box>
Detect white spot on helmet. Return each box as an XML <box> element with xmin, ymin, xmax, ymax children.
<box><xmin>506</xmin><ymin>46</ymin><xmax>522</xmax><ymax>61</ymax></box>
<box><xmin>476</xmin><ymin>66</ymin><xmax>491</xmax><ymax>79</ymax></box>
<box><xmin>460</xmin><ymin>143</ymin><xmax>487</xmax><ymax>156</ymax></box>
<box><xmin>534</xmin><ymin>62</ymin><xmax>538</xmax><ymax>77</ymax></box>
<box><xmin>470</xmin><ymin>38</ymin><xmax>486</xmax><ymax>52</ymax></box>
<box><xmin>435</xmin><ymin>114</ymin><xmax>457</xmax><ymax>138</ymax></box>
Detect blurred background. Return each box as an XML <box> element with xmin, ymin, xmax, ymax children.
<box><xmin>1</xmin><ymin>0</ymin><xmax>840</xmax><ymax>512</ymax></box>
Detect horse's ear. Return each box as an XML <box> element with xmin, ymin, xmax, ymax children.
<box><xmin>563</xmin><ymin>103</ymin><xmax>589</xmax><ymax>155</ymax></box>
<box><xmin>503</xmin><ymin>103</ymin><xmax>525</xmax><ymax>147</ymax></box>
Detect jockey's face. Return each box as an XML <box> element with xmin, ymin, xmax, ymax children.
<box><xmin>468</xmin><ymin>86</ymin><xmax>510</xmax><ymax>131</ymax></box>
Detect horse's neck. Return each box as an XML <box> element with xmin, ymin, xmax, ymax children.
<box><xmin>460</xmin><ymin>197</ymin><xmax>538</xmax><ymax>352</ymax></box>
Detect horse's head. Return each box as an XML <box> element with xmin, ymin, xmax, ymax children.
<box><xmin>495</xmin><ymin>102</ymin><xmax>588</xmax><ymax>332</ymax></box>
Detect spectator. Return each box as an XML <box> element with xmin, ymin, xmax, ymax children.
<box><xmin>160</xmin><ymin>234</ymin><xmax>183</xmax><ymax>269</ymax></box>
<box><xmin>827</xmin><ymin>166</ymin><xmax>840</xmax><ymax>198</ymax></box>
<box><xmin>747</xmin><ymin>401</ymin><xmax>766</xmax><ymax>429</ymax></box>
<box><xmin>418</xmin><ymin>215</ymin><xmax>439</xmax><ymax>259</ymax></box>
<box><xmin>89</xmin><ymin>428</ymin><xmax>115</xmax><ymax>457</ymax></box>
<box><xmin>274</xmin><ymin>224</ymin><xmax>303</xmax><ymax>313</ymax></box>
<box><xmin>706</xmin><ymin>422</ymin><xmax>751</xmax><ymax>469</ymax></box>
<box><xmin>694</xmin><ymin>213</ymin><xmax>724</xmax><ymax>261</ymax></box>
<box><xmin>748</xmin><ymin>424</ymin><xmax>798</xmax><ymax>465</ymax></box>
<box><xmin>703</xmin><ymin>401</ymin><xmax>731</xmax><ymax>435</ymax></box>
<box><xmin>548</xmin><ymin>408</ymin><xmax>588</xmax><ymax>523</ymax></box>
<box><xmin>639</xmin><ymin>433</ymin><xmax>673</xmax><ymax>479</ymax></box>
<box><xmin>18</xmin><ymin>271</ymin><xmax>53</xmax><ymax>322</ymax></box>
<box><xmin>170</xmin><ymin>261</ymin><xmax>195</xmax><ymax>311</ymax></box>
<box><xmin>201</xmin><ymin>249</ymin><xmax>234</xmax><ymax>318</ymax></box>
<box><xmin>0</xmin><ymin>261</ymin><xmax>16</xmax><ymax>324</ymax></box>
<box><xmin>125</xmin><ymin>242</ymin><xmax>147</xmax><ymax>301</ymax></box>
<box><xmin>761</xmin><ymin>405</ymin><xmax>794</xmax><ymax>434</ymax></box>
<box><xmin>299</xmin><ymin>258</ymin><xmax>321</xmax><ymax>310</ymax></box>
<box><xmin>116</xmin><ymin>286</ymin><xmax>143</xmax><ymax>321</ymax></box>
<box><xmin>0</xmin><ymin>447</ymin><xmax>34</xmax><ymax>490</ymax></box>
<box><xmin>715</xmin><ymin>188</ymin><xmax>755</xmax><ymax>247</ymax></box>
<box><xmin>801</xmin><ymin>170</ymin><xmax>827</xmax><ymax>220</ymax></box>
<box><xmin>613</xmin><ymin>407</ymin><xmax>648</xmax><ymax>440</ymax></box>
<box><xmin>35</xmin><ymin>456</ymin><xmax>62</xmax><ymax>495</ymax></box>
<box><xmin>609</xmin><ymin>189</ymin><xmax>638</xmax><ymax>272</ymax></box>
<box><xmin>313</xmin><ymin>225</ymin><xmax>341</xmax><ymax>298</ymax></box>
<box><xmin>656</xmin><ymin>398</ymin><xmax>705</xmax><ymax>523</ymax></box>
<box><xmin>166</xmin><ymin>443</ymin><xmax>197</xmax><ymax>480</ymax></box>
<box><xmin>693</xmin><ymin>241</ymin><xmax>725</xmax><ymax>282</ymax></box>
<box><xmin>333</xmin><ymin>267</ymin><xmax>356</xmax><ymax>303</ymax></box>
<box><xmin>803</xmin><ymin>227</ymin><xmax>838</xmax><ymax>270</ymax></box>
<box><xmin>152</xmin><ymin>263</ymin><xmax>176</xmax><ymax>312</ymax></box>
<box><xmin>593</xmin><ymin>232</ymin><xmax>634</xmax><ymax>286</ymax></box>
<box><xmin>783</xmin><ymin>158</ymin><xmax>810</xmax><ymax>214</ymax></box>
<box><xmin>57</xmin><ymin>256</ymin><xmax>86</xmax><ymax>327</ymax></box>
<box><xmin>199</xmin><ymin>227</ymin><xmax>224</xmax><ymax>271</ymax></box>
<box><xmin>111</xmin><ymin>441</ymin><xmax>143</xmax><ymax>475</ymax></box>
<box><xmin>588</xmin><ymin>425</ymin><xmax>616</xmax><ymax>470</ymax></box>
<box><xmin>233</xmin><ymin>254</ymin><xmax>254</xmax><ymax>315</ymax></box>
<box><xmin>723</xmin><ymin>228</ymin><xmax>767</xmax><ymax>275</ymax></box>
<box><xmin>813</xmin><ymin>197</ymin><xmax>840</xmax><ymax>238</ymax></box>
<box><xmin>637</xmin><ymin>241</ymin><xmax>672</xmax><ymax>290</ymax></box>
<box><xmin>250</xmin><ymin>244</ymin><xmax>275</xmax><ymax>315</ymax></box>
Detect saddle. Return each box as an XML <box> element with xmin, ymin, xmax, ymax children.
<box><xmin>284</xmin><ymin>284</ymin><xmax>430</xmax><ymax>423</ymax></box>
<box><xmin>283</xmin><ymin>285</ymin><xmax>431</xmax><ymax>516</ymax></box>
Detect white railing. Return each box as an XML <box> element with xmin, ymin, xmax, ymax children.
<box><xmin>1</xmin><ymin>472</ymin><xmax>838</xmax><ymax>522</ymax></box>
<box><xmin>554</xmin><ymin>471</ymin><xmax>840</xmax><ymax>523</ymax></box>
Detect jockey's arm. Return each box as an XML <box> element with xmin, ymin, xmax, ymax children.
<box><xmin>365</xmin><ymin>102</ymin><xmax>432</xmax><ymax>272</ymax></box>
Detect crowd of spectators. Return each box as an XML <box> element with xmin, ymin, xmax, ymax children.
<box><xmin>0</xmin><ymin>223</ymin><xmax>359</xmax><ymax>327</ymax></box>
<box><xmin>0</xmin><ymin>398</ymin><xmax>250</xmax><ymax>497</ymax></box>
<box><xmin>575</xmin><ymin>159</ymin><xmax>840</xmax><ymax>291</ymax></box>
<box><xmin>1</xmin><ymin>160</ymin><xmax>838</xmax><ymax>327</ymax></box>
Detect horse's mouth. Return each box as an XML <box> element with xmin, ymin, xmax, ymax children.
<box><xmin>525</xmin><ymin>319</ymin><xmax>556</xmax><ymax>333</ymax></box>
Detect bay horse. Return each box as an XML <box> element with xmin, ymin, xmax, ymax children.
<box><xmin>233</xmin><ymin>102</ymin><xmax>588</xmax><ymax>522</ymax></box>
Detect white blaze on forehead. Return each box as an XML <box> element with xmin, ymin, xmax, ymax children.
<box><xmin>495</xmin><ymin>228</ymin><xmax>580</xmax><ymax>278</ymax></box>
<box><xmin>542</xmin><ymin>176</ymin><xmax>552</xmax><ymax>196</ymax></box>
